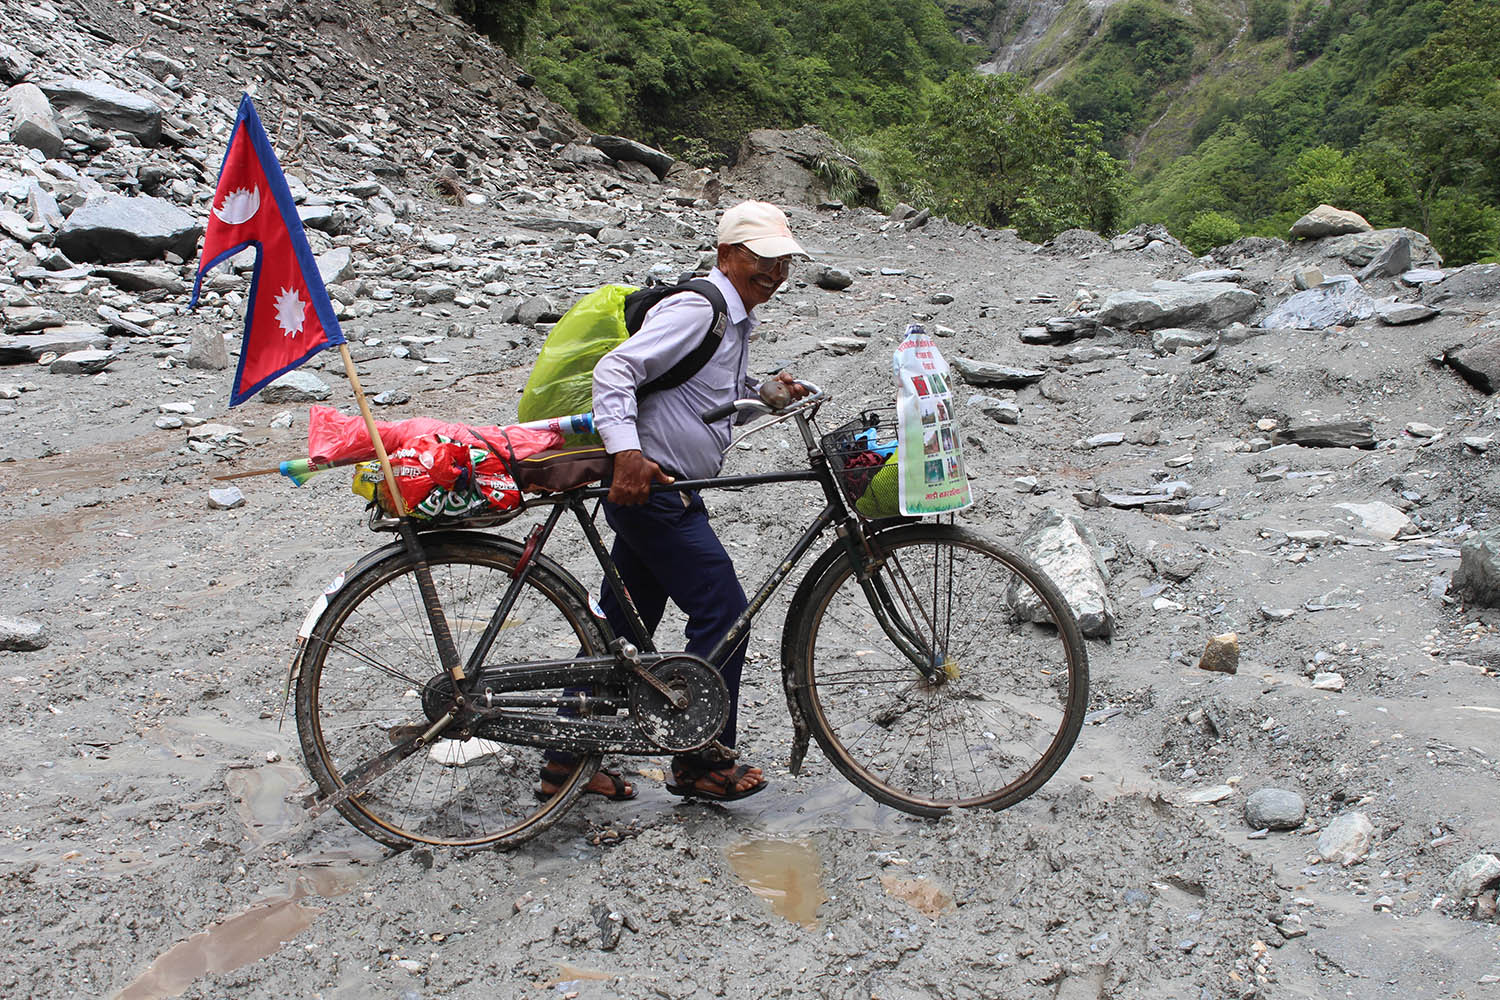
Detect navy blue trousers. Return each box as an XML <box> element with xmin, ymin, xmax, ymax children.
<box><xmin>598</xmin><ymin>490</ymin><xmax>750</xmax><ymax>750</ymax></box>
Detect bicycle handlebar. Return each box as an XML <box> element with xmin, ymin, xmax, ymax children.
<box><xmin>700</xmin><ymin>380</ymin><xmax>823</xmax><ymax>425</ymax></box>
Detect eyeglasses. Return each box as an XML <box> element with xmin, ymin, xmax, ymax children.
<box><xmin>737</xmin><ymin>245</ymin><xmax>796</xmax><ymax>275</ymax></box>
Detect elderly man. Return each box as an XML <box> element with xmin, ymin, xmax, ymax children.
<box><xmin>537</xmin><ymin>201</ymin><xmax>808</xmax><ymax>803</ymax></box>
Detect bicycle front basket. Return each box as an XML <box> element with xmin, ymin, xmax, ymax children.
<box><xmin>819</xmin><ymin>407</ymin><xmax>900</xmax><ymax>518</ymax></box>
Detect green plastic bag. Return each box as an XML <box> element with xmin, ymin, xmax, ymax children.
<box><xmin>855</xmin><ymin>451</ymin><xmax>901</xmax><ymax>519</ymax></box>
<box><xmin>517</xmin><ymin>284</ymin><xmax>638</xmax><ymax>422</ymax></box>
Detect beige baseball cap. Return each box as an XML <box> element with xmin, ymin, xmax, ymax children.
<box><xmin>717</xmin><ymin>201</ymin><xmax>808</xmax><ymax>259</ymax></box>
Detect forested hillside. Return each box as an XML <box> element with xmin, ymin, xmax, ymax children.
<box><xmin>456</xmin><ymin>0</ymin><xmax>1499</xmax><ymax>263</ymax></box>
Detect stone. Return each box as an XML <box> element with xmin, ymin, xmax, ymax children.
<box><xmin>93</xmin><ymin>266</ymin><xmax>187</xmax><ymax>294</ymax></box>
<box><xmin>814</xmin><ymin>267</ymin><xmax>854</xmax><ymax>291</ymax></box>
<box><xmin>1293</xmin><ymin>267</ymin><xmax>1324</xmax><ymax>290</ymax></box>
<box><xmin>1374</xmin><ymin>299</ymin><xmax>1437</xmax><ymax>325</ymax></box>
<box><xmin>5</xmin><ymin>83</ymin><xmax>64</xmax><ymax>159</ymax></box>
<box><xmin>187</xmin><ymin>327</ymin><xmax>230</xmax><ymax>370</ymax></box>
<box><xmin>0</xmin><ymin>327</ymin><xmax>111</xmax><ymax>363</ymax></box>
<box><xmin>820</xmin><ymin>337</ymin><xmax>866</xmax><ymax>355</ymax></box>
<box><xmin>1337</xmin><ymin>501</ymin><xmax>1412</xmax><ymax>540</ymax></box>
<box><xmin>1452</xmin><ymin>529</ymin><xmax>1500</xmax><ymax>607</ymax></box>
<box><xmin>0</xmin><ymin>42</ymin><xmax>34</xmax><ymax>82</ymax></box>
<box><xmin>1152</xmin><ymin>328</ymin><xmax>1213</xmax><ymax>354</ymax></box>
<box><xmin>1449</xmin><ymin>854</ymin><xmax>1500</xmax><ymax>899</ymax></box>
<box><xmin>1330</xmin><ymin>228</ymin><xmax>1439</xmax><ymax>268</ymax></box>
<box><xmin>0</xmin><ymin>615</ymin><xmax>48</xmax><ymax>652</ymax></box>
<box><xmin>1356</xmin><ymin>235</ymin><xmax>1411</xmax><ymax>280</ymax></box>
<box><xmin>516</xmin><ymin>294</ymin><xmax>561</xmax><ymax>326</ymax></box>
<box><xmin>951</xmin><ymin>358</ymin><xmax>1046</xmax><ymax>388</ymax></box>
<box><xmin>1111</xmin><ymin>232</ymin><xmax>1147</xmax><ymax>251</ymax></box>
<box><xmin>1429</xmin><ymin>263</ymin><xmax>1500</xmax><ymax>304</ymax></box>
<box><xmin>55</xmin><ymin>194</ymin><xmax>202</xmax><ymax>263</ymax></box>
<box><xmin>1259</xmin><ymin>275</ymin><xmax>1375</xmax><ymax>329</ymax></box>
<box><xmin>1179</xmin><ymin>268</ymin><xmax>1241</xmax><ymax>283</ymax></box>
<box><xmin>1443</xmin><ymin>339</ymin><xmax>1500</xmax><ymax>394</ymax></box>
<box><xmin>259</xmin><ymin>370</ymin><xmax>332</xmax><ymax>403</ymax></box>
<box><xmin>1273</xmin><ymin>421</ymin><xmax>1376</xmax><ymax>449</ymax></box>
<box><xmin>209</xmin><ymin>486</ymin><xmax>246</xmax><ymax>510</ymax></box>
<box><xmin>1290</xmin><ymin>205</ymin><xmax>1372</xmax><ymax>239</ymax></box>
<box><xmin>1185</xmin><ymin>785</ymin><xmax>1234</xmax><ymax>804</ymax></box>
<box><xmin>38</xmin><ymin>77</ymin><xmax>163</xmax><ymax>144</ymax></box>
<box><xmin>3</xmin><ymin>307</ymin><xmax>65</xmax><ymax>333</ymax></box>
<box><xmin>50</xmin><ymin>349</ymin><xmax>115</xmax><ymax>374</ymax></box>
<box><xmin>1401</xmin><ymin>268</ymin><xmax>1446</xmax><ymax>286</ymax></box>
<box><xmin>968</xmin><ymin>394</ymin><xmax>1020</xmax><ymax>424</ymax></box>
<box><xmin>1311</xmin><ymin>672</ymin><xmax>1345</xmax><ymax>691</ymax></box>
<box><xmin>1197</xmin><ymin>633</ymin><xmax>1239</xmax><ymax>674</ymax></box>
<box><xmin>1245</xmin><ymin>789</ymin><xmax>1305</xmax><ymax>830</ymax></box>
<box><xmin>317</xmin><ymin>247</ymin><xmax>355</xmax><ymax>285</ymax></box>
<box><xmin>1082</xmin><ymin>432</ymin><xmax>1125</xmax><ymax>449</ymax></box>
<box><xmin>1317</xmin><ymin>812</ymin><xmax>1373</xmax><ymax>865</ymax></box>
<box><xmin>589</xmin><ymin>134</ymin><xmax>674</xmax><ymax>179</ymax></box>
<box><xmin>1094</xmin><ymin>281</ymin><xmax>1259</xmax><ymax>330</ymax></box>
<box><xmin>1008</xmin><ymin>508</ymin><xmax>1115</xmax><ymax>639</ymax></box>
<box><xmin>96</xmin><ymin>306</ymin><xmax>152</xmax><ymax>338</ymax></box>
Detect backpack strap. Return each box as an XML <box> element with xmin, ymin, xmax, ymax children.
<box><xmin>623</xmin><ymin>278</ymin><xmax>729</xmax><ymax>398</ymax></box>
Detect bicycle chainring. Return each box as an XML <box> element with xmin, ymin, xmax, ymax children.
<box><xmin>630</xmin><ymin>656</ymin><xmax>728</xmax><ymax>753</ymax></box>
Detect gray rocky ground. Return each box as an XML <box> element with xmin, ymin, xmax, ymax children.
<box><xmin>3</xmin><ymin>1</ymin><xmax>1500</xmax><ymax>998</ymax></box>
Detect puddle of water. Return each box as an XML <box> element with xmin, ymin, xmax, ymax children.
<box><xmin>113</xmin><ymin>895</ymin><xmax>323</xmax><ymax>1000</ymax></box>
<box><xmin>739</xmin><ymin>777</ymin><xmax>911</xmax><ymax>835</ymax></box>
<box><xmin>542</xmin><ymin>964</ymin><xmax>616</xmax><ymax>987</ymax></box>
<box><xmin>113</xmin><ymin>860</ymin><xmax>370</xmax><ymax>1000</ymax></box>
<box><xmin>225</xmin><ymin>762</ymin><xmax>304</xmax><ymax>840</ymax></box>
<box><xmin>725</xmin><ymin>837</ymin><xmax>828</xmax><ymax>929</ymax></box>
<box><xmin>879</xmin><ymin>874</ymin><xmax>954</xmax><ymax>917</ymax></box>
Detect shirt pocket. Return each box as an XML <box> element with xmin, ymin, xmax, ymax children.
<box><xmin>697</xmin><ymin>338</ymin><xmax>740</xmax><ymax>392</ymax></box>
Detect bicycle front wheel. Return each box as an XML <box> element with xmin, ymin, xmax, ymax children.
<box><xmin>790</xmin><ymin>523</ymin><xmax>1088</xmax><ymax>816</ymax></box>
<box><xmin>295</xmin><ymin>536</ymin><xmax>608</xmax><ymax>849</ymax></box>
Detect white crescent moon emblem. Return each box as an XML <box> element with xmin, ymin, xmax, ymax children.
<box><xmin>214</xmin><ymin>186</ymin><xmax>261</xmax><ymax>226</ymax></box>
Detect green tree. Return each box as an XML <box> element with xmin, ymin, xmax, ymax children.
<box><xmin>1182</xmin><ymin>210</ymin><xmax>1241</xmax><ymax>254</ymax></box>
<box><xmin>1283</xmin><ymin>145</ymin><xmax>1389</xmax><ymax>221</ymax></box>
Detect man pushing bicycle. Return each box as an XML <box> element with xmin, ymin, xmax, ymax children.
<box><xmin>536</xmin><ymin>201</ymin><xmax>810</xmax><ymax>804</ymax></box>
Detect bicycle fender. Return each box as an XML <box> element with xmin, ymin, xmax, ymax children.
<box><xmin>778</xmin><ymin>534</ymin><xmax>860</xmax><ymax>774</ymax></box>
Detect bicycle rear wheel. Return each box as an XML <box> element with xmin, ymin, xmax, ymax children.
<box><xmin>295</xmin><ymin>536</ymin><xmax>608</xmax><ymax>849</ymax></box>
<box><xmin>790</xmin><ymin>523</ymin><xmax>1087</xmax><ymax>816</ymax></box>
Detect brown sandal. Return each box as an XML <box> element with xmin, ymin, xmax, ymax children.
<box><xmin>665</xmin><ymin>759</ymin><xmax>767</xmax><ymax>802</ymax></box>
<box><xmin>535</xmin><ymin>762</ymin><xmax>637</xmax><ymax>802</ymax></box>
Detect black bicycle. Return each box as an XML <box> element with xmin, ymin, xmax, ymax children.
<box><xmin>290</xmin><ymin>386</ymin><xmax>1089</xmax><ymax>849</ymax></box>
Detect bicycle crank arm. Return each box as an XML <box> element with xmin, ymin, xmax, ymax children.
<box><xmin>301</xmin><ymin>711</ymin><xmax>453</xmax><ymax>819</ymax></box>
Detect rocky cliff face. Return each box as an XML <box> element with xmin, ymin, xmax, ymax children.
<box><xmin>973</xmin><ymin>0</ymin><xmax>1123</xmax><ymax>78</ymax></box>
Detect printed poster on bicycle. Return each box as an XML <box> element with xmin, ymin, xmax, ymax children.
<box><xmin>893</xmin><ymin>324</ymin><xmax>972</xmax><ymax>516</ymax></box>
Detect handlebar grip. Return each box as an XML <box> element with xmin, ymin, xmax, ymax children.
<box><xmin>701</xmin><ymin>402</ymin><xmax>739</xmax><ymax>424</ymax></box>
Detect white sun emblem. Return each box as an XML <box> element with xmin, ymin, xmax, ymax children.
<box><xmin>214</xmin><ymin>185</ymin><xmax>261</xmax><ymax>225</ymax></box>
<box><xmin>274</xmin><ymin>287</ymin><xmax>306</xmax><ymax>337</ymax></box>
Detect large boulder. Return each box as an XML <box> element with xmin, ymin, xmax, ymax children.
<box><xmin>1451</xmin><ymin>529</ymin><xmax>1500</xmax><ymax>607</ymax></box>
<box><xmin>1429</xmin><ymin>263</ymin><xmax>1500</xmax><ymax>304</ymax></box>
<box><xmin>589</xmin><ymin>135</ymin><xmax>674</xmax><ymax>180</ymax></box>
<box><xmin>0</xmin><ymin>326</ymin><xmax>111</xmax><ymax>364</ymax></box>
<box><xmin>1259</xmin><ymin>275</ymin><xmax>1375</xmax><ymax>329</ymax></box>
<box><xmin>724</xmin><ymin>125</ymin><xmax>878</xmax><ymax>207</ymax></box>
<box><xmin>1327</xmin><ymin>227</ymin><xmax>1440</xmax><ymax>268</ymax></box>
<box><xmin>4</xmin><ymin>83</ymin><xmax>64</xmax><ymax>159</ymax></box>
<box><xmin>1290</xmin><ymin>204</ymin><xmax>1372</xmax><ymax>239</ymax></box>
<box><xmin>1093</xmin><ymin>281</ymin><xmax>1260</xmax><ymax>330</ymax></box>
<box><xmin>38</xmin><ymin>77</ymin><xmax>163</xmax><ymax>144</ymax></box>
<box><xmin>1007</xmin><ymin>508</ymin><xmax>1116</xmax><ymax>639</ymax></box>
<box><xmin>54</xmin><ymin>194</ymin><xmax>202</xmax><ymax>262</ymax></box>
<box><xmin>1444</xmin><ymin>337</ymin><xmax>1500</xmax><ymax>394</ymax></box>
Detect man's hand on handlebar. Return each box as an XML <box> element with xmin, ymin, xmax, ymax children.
<box><xmin>608</xmin><ymin>449</ymin><xmax>673</xmax><ymax>505</ymax></box>
<box><xmin>759</xmin><ymin>371</ymin><xmax>811</xmax><ymax>409</ymax></box>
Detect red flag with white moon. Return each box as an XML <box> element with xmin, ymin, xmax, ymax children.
<box><xmin>191</xmin><ymin>93</ymin><xmax>345</xmax><ymax>406</ymax></box>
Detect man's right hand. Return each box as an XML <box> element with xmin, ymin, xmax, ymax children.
<box><xmin>607</xmin><ymin>449</ymin><xmax>674</xmax><ymax>505</ymax></box>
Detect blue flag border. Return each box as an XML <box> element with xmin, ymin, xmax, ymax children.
<box><xmin>190</xmin><ymin>93</ymin><xmax>346</xmax><ymax>407</ymax></box>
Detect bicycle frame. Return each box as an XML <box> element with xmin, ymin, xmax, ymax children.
<box><xmin>393</xmin><ymin>402</ymin><xmax>945</xmax><ymax>704</ymax></box>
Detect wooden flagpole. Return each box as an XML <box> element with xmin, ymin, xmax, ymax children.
<box><xmin>335</xmin><ymin>342</ymin><xmax>408</xmax><ymax>518</ymax></box>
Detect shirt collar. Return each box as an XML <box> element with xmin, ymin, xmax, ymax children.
<box><xmin>708</xmin><ymin>267</ymin><xmax>757</xmax><ymax>330</ymax></box>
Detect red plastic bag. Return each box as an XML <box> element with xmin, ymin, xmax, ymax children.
<box><xmin>306</xmin><ymin>406</ymin><xmax>562</xmax><ymax>465</ymax></box>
